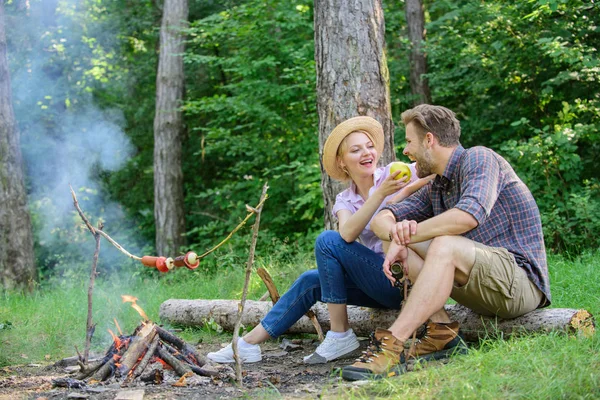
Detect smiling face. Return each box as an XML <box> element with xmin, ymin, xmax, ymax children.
<box><xmin>403</xmin><ymin>122</ymin><xmax>435</xmax><ymax>178</ymax></box>
<box><xmin>337</xmin><ymin>131</ymin><xmax>380</xmax><ymax>180</ymax></box>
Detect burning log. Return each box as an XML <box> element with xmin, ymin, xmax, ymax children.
<box><xmin>123</xmin><ymin>334</ymin><xmax>160</xmax><ymax>385</ymax></box>
<box><xmin>157</xmin><ymin>346</ymin><xmax>192</xmax><ymax>377</ymax></box>
<box><xmin>117</xmin><ymin>323</ymin><xmax>157</xmax><ymax>377</ymax></box>
<box><xmin>155</xmin><ymin>325</ymin><xmax>207</xmax><ymax>366</ymax></box>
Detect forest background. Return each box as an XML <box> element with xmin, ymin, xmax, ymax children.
<box><xmin>2</xmin><ymin>0</ymin><xmax>599</xmax><ymax>291</ymax></box>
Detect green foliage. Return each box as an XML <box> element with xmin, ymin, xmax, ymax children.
<box><xmin>421</xmin><ymin>0</ymin><xmax>600</xmax><ymax>253</ymax></box>
<box><xmin>180</xmin><ymin>0</ymin><xmax>320</xmax><ymax>265</ymax></box>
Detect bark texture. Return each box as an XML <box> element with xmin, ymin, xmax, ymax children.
<box><xmin>405</xmin><ymin>0</ymin><xmax>431</xmax><ymax>105</ymax></box>
<box><xmin>0</xmin><ymin>2</ymin><xmax>36</xmax><ymax>290</ymax></box>
<box><xmin>153</xmin><ymin>0</ymin><xmax>188</xmax><ymax>256</ymax></box>
<box><xmin>159</xmin><ymin>299</ymin><xmax>595</xmax><ymax>342</ymax></box>
<box><xmin>314</xmin><ymin>0</ymin><xmax>394</xmax><ymax>230</ymax></box>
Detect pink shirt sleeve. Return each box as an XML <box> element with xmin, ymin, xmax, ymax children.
<box><xmin>331</xmin><ymin>189</ymin><xmax>354</xmax><ymax>220</ymax></box>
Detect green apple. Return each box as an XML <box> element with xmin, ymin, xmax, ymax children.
<box><xmin>389</xmin><ymin>162</ymin><xmax>411</xmax><ymax>182</ymax></box>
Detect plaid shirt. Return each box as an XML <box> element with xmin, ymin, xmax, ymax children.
<box><xmin>384</xmin><ymin>145</ymin><xmax>551</xmax><ymax>306</ymax></box>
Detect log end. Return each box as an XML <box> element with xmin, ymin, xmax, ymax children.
<box><xmin>569</xmin><ymin>309</ymin><xmax>595</xmax><ymax>338</ymax></box>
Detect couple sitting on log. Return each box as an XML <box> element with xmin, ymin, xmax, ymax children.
<box><xmin>207</xmin><ymin>104</ymin><xmax>550</xmax><ymax>381</ymax></box>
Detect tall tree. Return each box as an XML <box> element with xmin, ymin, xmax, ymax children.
<box><xmin>405</xmin><ymin>0</ymin><xmax>431</xmax><ymax>105</ymax></box>
<box><xmin>315</xmin><ymin>0</ymin><xmax>394</xmax><ymax>230</ymax></box>
<box><xmin>153</xmin><ymin>0</ymin><xmax>188</xmax><ymax>256</ymax></box>
<box><xmin>0</xmin><ymin>1</ymin><xmax>35</xmax><ymax>290</ymax></box>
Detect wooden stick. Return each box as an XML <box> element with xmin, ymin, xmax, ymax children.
<box><xmin>70</xmin><ymin>185</ymin><xmax>102</xmax><ymax>364</ymax></box>
<box><xmin>232</xmin><ymin>183</ymin><xmax>269</xmax><ymax>386</ymax></box>
<box><xmin>256</xmin><ymin>267</ymin><xmax>280</xmax><ymax>303</ymax></box>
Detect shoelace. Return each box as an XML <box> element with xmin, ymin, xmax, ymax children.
<box><xmin>355</xmin><ymin>332</ymin><xmax>386</xmax><ymax>363</ymax></box>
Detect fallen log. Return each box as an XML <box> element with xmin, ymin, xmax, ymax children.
<box><xmin>159</xmin><ymin>299</ymin><xmax>595</xmax><ymax>342</ymax></box>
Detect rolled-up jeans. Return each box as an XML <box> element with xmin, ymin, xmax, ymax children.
<box><xmin>261</xmin><ymin>230</ymin><xmax>403</xmax><ymax>338</ymax></box>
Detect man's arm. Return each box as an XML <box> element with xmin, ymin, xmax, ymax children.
<box><xmin>372</xmin><ymin>207</ymin><xmax>478</xmax><ymax>246</ymax></box>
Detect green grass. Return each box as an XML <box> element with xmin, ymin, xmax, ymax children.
<box><xmin>1</xmin><ymin>250</ymin><xmax>598</xmax><ymax>398</ymax></box>
<box><xmin>335</xmin><ymin>332</ymin><xmax>599</xmax><ymax>399</ymax></box>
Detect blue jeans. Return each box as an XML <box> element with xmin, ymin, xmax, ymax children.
<box><xmin>261</xmin><ymin>230</ymin><xmax>403</xmax><ymax>338</ymax></box>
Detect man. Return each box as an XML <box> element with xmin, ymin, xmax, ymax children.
<box><xmin>341</xmin><ymin>104</ymin><xmax>550</xmax><ymax>381</ymax></box>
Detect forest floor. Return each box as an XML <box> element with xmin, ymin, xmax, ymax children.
<box><xmin>0</xmin><ymin>336</ymin><xmax>405</xmax><ymax>399</ymax></box>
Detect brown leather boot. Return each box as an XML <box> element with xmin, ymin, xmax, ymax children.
<box><xmin>407</xmin><ymin>320</ymin><xmax>467</xmax><ymax>361</ymax></box>
<box><xmin>341</xmin><ymin>328</ymin><xmax>406</xmax><ymax>381</ymax></box>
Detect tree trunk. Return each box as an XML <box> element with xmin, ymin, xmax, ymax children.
<box><xmin>159</xmin><ymin>299</ymin><xmax>595</xmax><ymax>342</ymax></box>
<box><xmin>0</xmin><ymin>2</ymin><xmax>36</xmax><ymax>291</ymax></box>
<box><xmin>153</xmin><ymin>0</ymin><xmax>188</xmax><ymax>256</ymax></box>
<box><xmin>314</xmin><ymin>0</ymin><xmax>395</xmax><ymax>230</ymax></box>
<box><xmin>405</xmin><ymin>0</ymin><xmax>431</xmax><ymax>105</ymax></box>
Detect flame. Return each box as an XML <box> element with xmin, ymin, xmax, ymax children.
<box><xmin>108</xmin><ymin>329</ymin><xmax>123</xmax><ymax>350</ymax></box>
<box><xmin>121</xmin><ymin>295</ymin><xmax>150</xmax><ymax>322</ymax></box>
<box><xmin>114</xmin><ymin>318</ymin><xmax>123</xmax><ymax>336</ymax></box>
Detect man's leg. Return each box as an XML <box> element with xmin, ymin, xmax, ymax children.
<box><xmin>389</xmin><ymin>235</ymin><xmax>476</xmax><ymax>342</ymax></box>
<box><xmin>387</xmin><ymin>239</ymin><xmax>453</xmax><ymax>324</ymax></box>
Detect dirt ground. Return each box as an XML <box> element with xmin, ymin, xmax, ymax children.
<box><xmin>0</xmin><ymin>337</ymin><xmax>379</xmax><ymax>400</ymax></box>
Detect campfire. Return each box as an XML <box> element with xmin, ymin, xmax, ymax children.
<box><xmin>53</xmin><ymin>296</ymin><xmax>230</xmax><ymax>389</ymax></box>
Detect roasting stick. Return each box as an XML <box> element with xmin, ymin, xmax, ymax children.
<box><xmin>70</xmin><ymin>184</ymin><xmax>269</xmax><ymax>270</ymax></box>
<box><xmin>96</xmin><ymin>229</ymin><xmax>142</xmax><ymax>261</ymax></box>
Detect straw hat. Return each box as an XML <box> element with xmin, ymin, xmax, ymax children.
<box><xmin>323</xmin><ymin>116</ymin><xmax>384</xmax><ymax>181</ymax></box>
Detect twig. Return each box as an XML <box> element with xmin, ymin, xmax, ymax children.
<box><xmin>84</xmin><ymin>221</ymin><xmax>102</xmax><ymax>364</ymax></box>
<box><xmin>69</xmin><ymin>185</ymin><xmax>96</xmax><ymax>235</ymax></box>
<box><xmin>232</xmin><ymin>183</ymin><xmax>269</xmax><ymax>386</ymax></box>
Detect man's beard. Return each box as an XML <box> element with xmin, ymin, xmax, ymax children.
<box><xmin>415</xmin><ymin>151</ymin><xmax>435</xmax><ymax>178</ymax></box>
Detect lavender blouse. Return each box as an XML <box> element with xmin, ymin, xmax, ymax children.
<box><xmin>332</xmin><ymin>162</ymin><xmax>418</xmax><ymax>257</ymax></box>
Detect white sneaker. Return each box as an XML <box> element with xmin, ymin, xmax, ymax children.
<box><xmin>207</xmin><ymin>342</ymin><xmax>262</xmax><ymax>364</ymax></box>
<box><xmin>303</xmin><ymin>329</ymin><xmax>360</xmax><ymax>364</ymax></box>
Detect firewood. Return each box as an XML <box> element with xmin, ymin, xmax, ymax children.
<box><xmin>74</xmin><ymin>357</ymin><xmax>107</xmax><ymax>380</ymax></box>
<box><xmin>123</xmin><ymin>333</ymin><xmax>160</xmax><ymax>386</ymax></box>
<box><xmin>157</xmin><ymin>345</ymin><xmax>192</xmax><ymax>377</ymax></box>
<box><xmin>117</xmin><ymin>323</ymin><xmax>157</xmax><ymax>377</ymax></box>
<box><xmin>189</xmin><ymin>364</ymin><xmax>220</xmax><ymax>377</ymax></box>
<box><xmin>90</xmin><ymin>357</ymin><xmax>117</xmax><ymax>382</ymax></box>
<box><xmin>155</xmin><ymin>325</ymin><xmax>207</xmax><ymax>366</ymax></box>
<box><xmin>159</xmin><ymin>299</ymin><xmax>595</xmax><ymax>342</ymax></box>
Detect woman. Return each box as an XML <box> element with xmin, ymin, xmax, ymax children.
<box><xmin>207</xmin><ymin>116</ymin><xmax>432</xmax><ymax>364</ymax></box>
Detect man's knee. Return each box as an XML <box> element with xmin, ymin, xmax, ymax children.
<box><xmin>427</xmin><ymin>236</ymin><xmax>461</xmax><ymax>261</ymax></box>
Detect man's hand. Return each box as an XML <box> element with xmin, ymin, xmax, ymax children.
<box><xmin>389</xmin><ymin>219</ymin><xmax>418</xmax><ymax>246</ymax></box>
<box><xmin>382</xmin><ymin>241</ymin><xmax>408</xmax><ymax>285</ymax></box>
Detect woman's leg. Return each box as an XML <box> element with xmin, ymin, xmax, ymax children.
<box><xmin>259</xmin><ymin>269</ymin><xmax>322</xmax><ymax>338</ymax></box>
<box><xmin>316</xmin><ymin>230</ymin><xmax>403</xmax><ymax>311</ymax></box>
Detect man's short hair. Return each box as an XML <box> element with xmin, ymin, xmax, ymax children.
<box><xmin>401</xmin><ymin>104</ymin><xmax>461</xmax><ymax>147</ymax></box>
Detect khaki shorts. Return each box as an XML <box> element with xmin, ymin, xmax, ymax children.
<box><xmin>451</xmin><ymin>242</ymin><xmax>543</xmax><ymax>319</ymax></box>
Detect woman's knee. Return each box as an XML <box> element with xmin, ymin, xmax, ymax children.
<box><xmin>295</xmin><ymin>269</ymin><xmax>320</xmax><ymax>287</ymax></box>
<box><xmin>315</xmin><ymin>230</ymin><xmax>341</xmax><ymax>248</ymax></box>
